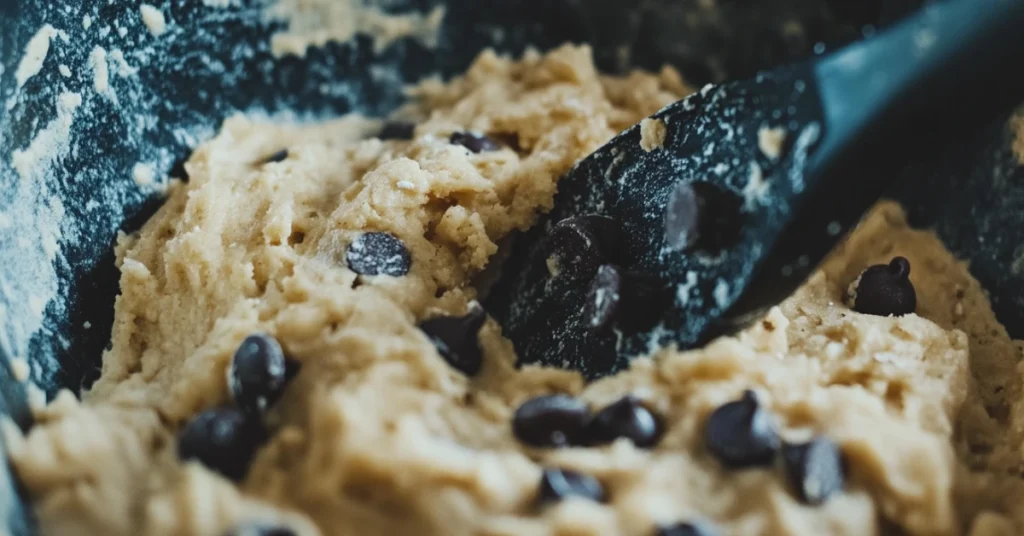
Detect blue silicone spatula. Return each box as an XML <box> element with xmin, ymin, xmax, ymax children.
<box><xmin>486</xmin><ymin>0</ymin><xmax>1024</xmax><ymax>378</ymax></box>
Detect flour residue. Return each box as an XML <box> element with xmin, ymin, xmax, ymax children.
<box><xmin>15</xmin><ymin>24</ymin><xmax>57</xmax><ymax>89</ymax></box>
<box><xmin>133</xmin><ymin>163</ymin><xmax>156</xmax><ymax>186</ymax></box>
<box><xmin>742</xmin><ymin>161</ymin><xmax>769</xmax><ymax>210</ymax></box>
<box><xmin>12</xmin><ymin>93</ymin><xmax>83</xmax><ymax>181</ymax></box>
<box><xmin>88</xmin><ymin>47</ymin><xmax>110</xmax><ymax>95</ymax></box>
<box><xmin>108</xmin><ymin>50</ymin><xmax>139</xmax><ymax>77</ymax></box>
<box><xmin>0</xmin><ymin>86</ymin><xmax>77</xmax><ymax>382</ymax></box>
<box><xmin>267</xmin><ymin>0</ymin><xmax>446</xmax><ymax>57</ymax></box>
<box><xmin>139</xmin><ymin>4</ymin><xmax>168</xmax><ymax>37</ymax></box>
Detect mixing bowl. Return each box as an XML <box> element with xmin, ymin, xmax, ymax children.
<box><xmin>2</xmin><ymin>0</ymin><xmax>1022</xmax><ymax>534</ymax></box>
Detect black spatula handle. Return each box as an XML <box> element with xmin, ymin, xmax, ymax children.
<box><xmin>725</xmin><ymin>0</ymin><xmax>1024</xmax><ymax>322</ymax></box>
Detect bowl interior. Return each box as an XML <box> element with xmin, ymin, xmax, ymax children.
<box><xmin>0</xmin><ymin>0</ymin><xmax>895</xmax><ymax>400</ymax></box>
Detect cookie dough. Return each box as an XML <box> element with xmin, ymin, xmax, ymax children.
<box><xmin>6</xmin><ymin>44</ymin><xmax>1024</xmax><ymax>536</ymax></box>
<box><xmin>267</xmin><ymin>0</ymin><xmax>446</xmax><ymax>57</ymax></box>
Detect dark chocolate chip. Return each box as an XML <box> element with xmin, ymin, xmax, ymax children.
<box><xmin>262</xmin><ymin>149</ymin><xmax>289</xmax><ymax>164</ymax></box>
<box><xmin>512</xmin><ymin>394</ymin><xmax>591</xmax><ymax>447</ymax></box>
<box><xmin>419</xmin><ymin>303</ymin><xmax>487</xmax><ymax>376</ymax></box>
<box><xmin>450</xmin><ymin>131</ymin><xmax>501</xmax><ymax>153</ymax></box>
<box><xmin>848</xmin><ymin>256</ymin><xmax>916</xmax><ymax>317</ymax></box>
<box><xmin>663</xmin><ymin>181</ymin><xmax>742</xmax><ymax>253</ymax></box>
<box><xmin>378</xmin><ymin>121</ymin><xmax>416</xmax><ymax>141</ymax></box>
<box><xmin>345</xmin><ymin>232</ymin><xmax>412</xmax><ymax>277</ymax></box>
<box><xmin>582</xmin><ymin>265</ymin><xmax>669</xmax><ymax>334</ymax></box>
<box><xmin>704</xmin><ymin>390</ymin><xmax>779</xmax><ymax>469</ymax></box>
<box><xmin>178</xmin><ymin>407</ymin><xmax>266</xmax><ymax>481</ymax></box>
<box><xmin>222</xmin><ymin>523</ymin><xmax>297</xmax><ymax>536</ymax></box>
<box><xmin>284</xmin><ymin>357</ymin><xmax>302</xmax><ymax>383</ymax></box>
<box><xmin>537</xmin><ymin>468</ymin><xmax>605</xmax><ymax>504</ymax></box>
<box><xmin>546</xmin><ymin>215</ymin><xmax>622</xmax><ymax>280</ymax></box>
<box><xmin>230</xmin><ymin>334</ymin><xmax>288</xmax><ymax>416</ymax></box>
<box><xmin>781</xmin><ymin>437</ymin><xmax>846</xmax><ymax>505</ymax></box>
<box><xmin>490</xmin><ymin>131</ymin><xmax>521</xmax><ymax>151</ymax></box>
<box><xmin>655</xmin><ymin>521</ymin><xmax>719</xmax><ymax>536</ymax></box>
<box><xmin>584</xmin><ymin>395</ymin><xmax>662</xmax><ymax>448</ymax></box>
<box><xmin>582</xmin><ymin>265</ymin><xmax>623</xmax><ymax>333</ymax></box>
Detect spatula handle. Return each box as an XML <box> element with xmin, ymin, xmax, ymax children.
<box><xmin>724</xmin><ymin>0</ymin><xmax>1024</xmax><ymax>322</ymax></box>
<box><xmin>813</xmin><ymin>0</ymin><xmax>1024</xmax><ymax>171</ymax></box>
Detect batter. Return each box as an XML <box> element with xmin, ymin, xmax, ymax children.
<box><xmin>5</xmin><ymin>44</ymin><xmax>1024</xmax><ymax>536</ymax></box>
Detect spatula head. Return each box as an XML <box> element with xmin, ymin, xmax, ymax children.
<box><xmin>486</xmin><ymin>67</ymin><xmax>826</xmax><ymax>378</ymax></box>
<box><xmin>487</xmin><ymin>0</ymin><xmax>1024</xmax><ymax>378</ymax></box>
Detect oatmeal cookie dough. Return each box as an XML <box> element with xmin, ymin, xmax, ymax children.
<box><xmin>5</xmin><ymin>44</ymin><xmax>1024</xmax><ymax>536</ymax></box>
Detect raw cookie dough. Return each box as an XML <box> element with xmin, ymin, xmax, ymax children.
<box><xmin>6</xmin><ymin>44</ymin><xmax>1024</xmax><ymax>536</ymax></box>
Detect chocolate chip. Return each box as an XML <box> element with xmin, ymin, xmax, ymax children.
<box><xmin>419</xmin><ymin>303</ymin><xmax>487</xmax><ymax>376</ymax></box>
<box><xmin>582</xmin><ymin>265</ymin><xmax>669</xmax><ymax>334</ymax></box>
<box><xmin>847</xmin><ymin>256</ymin><xmax>916</xmax><ymax>317</ymax></box>
<box><xmin>512</xmin><ymin>395</ymin><xmax>591</xmax><ymax>447</ymax></box>
<box><xmin>345</xmin><ymin>232</ymin><xmax>412</xmax><ymax>277</ymax></box>
<box><xmin>222</xmin><ymin>523</ymin><xmax>297</xmax><ymax>536</ymax></box>
<box><xmin>261</xmin><ymin>149</ymin><xmax>289</xmax><ymax>164</ymax></box>
<box><xmin>663</xmin><ymin>181</ymin><xmax>742</xmax><ymax>253</ymax></box>
<box><xmin>450</xmin><ymin>131</ymin><xmax>501</xmax><ymax>153</ymax></box>
<box><xmin>704</xmin><ymin>390</ymin><xmax>779</xmax><ymax>469</ymax></box>
<box><xmin>178</xmin><ymin>407</ymin><xmax>266</xmax><ymax>481</ymax></box>
<box><xmin>781</xmin><ymin>437</ymin><xmax>846</xmax><ymax>505</ymax></box>
<box><xmin>284</xmin><ymin>357</ymin><xmax>302</xmax><ymax>383</ymax></box>
<box><xmin>655</xmin><ymin>521</ymin><xmax>719</xmax><ymax>536</ymax></box>
<box><xmin>537</xmin><ymin>468</ymin><xmax>605</xmax><ymax>504</ymax></box>
<box><xmin>546</xmin><ymin>215</ymin><xmax>621</xmax><ymax>280</ymax></box>
<box><xmin>584</xmin><ymin>395</ymin><xmax>662</xmax><ymax>448</ymax></box>
<box><xmin>582</xmin><ymin>265</ymin><xmax>622</xmax><ymax>333</ymax></box>
<box><xmin>378</xmin><ymin>121</ymin><xmax>416</xmax><ymax>141</ymax></box>
<box><xmin>490</xmin><ymin>131</ymin><xmax>521</xmax><ymax>151</ymax></box>
<box><xmin>230</xmin><ymin>334</ymin><xmax>288</xmax><ymax>416</ymax></box>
